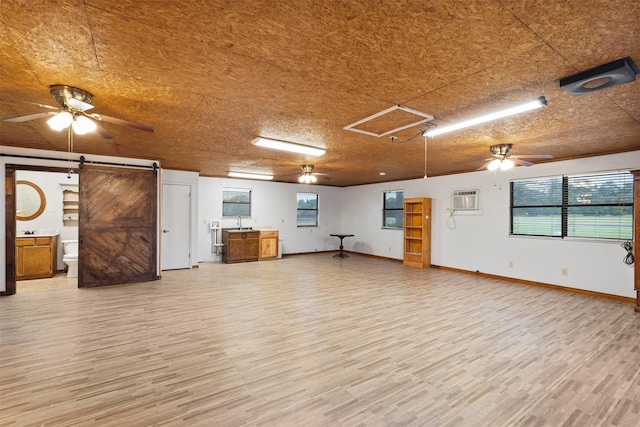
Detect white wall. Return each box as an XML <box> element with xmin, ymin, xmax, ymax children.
<box><xmin>341</xmin><ymin>151</ymin><xmax>640</xmax><ymax>298</ymax></box>
<box><xmin>197</xmin><ymin>177</ymin><xmax>343</xmax><ymax>262</ymax></box>
<box><xmin>3</xmin><ymin>145</ymin><xmax>638</xmax><ymax>299</ymax></box>
<box><xmin>15</xmin><ymin>170</ymin><xmax>79</xmax><ymax>270</ymax></box>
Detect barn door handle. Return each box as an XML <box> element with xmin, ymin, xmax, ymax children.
<box><xmin>162</xmin><ymin>229</ymin><xmax>169</xmax><ymax>233</ymax></box>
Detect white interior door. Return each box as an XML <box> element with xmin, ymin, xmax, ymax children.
<box><xmin>161</xmin><ymin>183</ymin><xmax>191</xmax><ymax>270</ymax></box>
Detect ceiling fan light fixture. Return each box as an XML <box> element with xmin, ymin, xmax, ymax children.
<box><xmin>299</xmin><ymin>174</ymin><xmax>317</xmax><ymax>184</ymax></box>
<box><xmin>228</xmin><ymin>171</ymin><xmax>273</xmax><ymax>180</ymax></box>
<box><xmin>71</xmin><ymin>115</ymin><xmax>97</xmax><ymax>135</ymax></box>
<box><xmin>500</xmin><ymin>158</ymin><xmax>515</xmax><ymax>171</ymax></box>
<box><xmin>47</xmin><ymin>111</ymin><xmax>73</xmax><ymax>131</ymax></box>
<box><xmin>487</xmin><ymin>159</ymin><xmax>502</xmax><ymax>171</ymax></box>
<box><xmin>424</xmin><ymin>96</ymin><xmax>547</xmax><ymax>138</ymax></box>
<box><xmin>252</xmin><ymin>137</ymin><xmax>325</xmax><ymax>156</ymax></box>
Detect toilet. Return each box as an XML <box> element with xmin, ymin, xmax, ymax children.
<box><xmin>62</xmin><ymin>240</ymin><xmax>79</xmax><ymax>278</ymax></box>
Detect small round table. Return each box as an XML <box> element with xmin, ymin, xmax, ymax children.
<box><xmin>330</xmin><ymin>234</ymin><xmax>354</xmax><ymax>258</ymax></box>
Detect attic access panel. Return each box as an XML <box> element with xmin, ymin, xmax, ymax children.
<box><xmin>344</xmin><ymin>105</ymin><xmax>435</xmax><ymax>137</ymax></box>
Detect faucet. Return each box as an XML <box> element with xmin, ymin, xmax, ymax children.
<box><xmin>238</xmin><ymin>215</ymin><xmax>242</xmax><ymax>229</ymax></box>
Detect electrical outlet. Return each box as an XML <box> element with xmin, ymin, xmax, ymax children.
<box><xmin>508</xmin><ymin>261</ymin><xmax>513</xmax><ymax>268</ymax></box>
<box><xmin>561</xmin><ymin>268</ymin><xmax>568</xmax><ymax>276</ymax></box>
<box><xmin>388</xmin><ymin>246</ymin><xmax>392</xmax><ymax>252</ymax></box>
<box><xmin>281</xmin><ymin>219</ymin><xmax>285</xmax><ymax>223</ymax></box>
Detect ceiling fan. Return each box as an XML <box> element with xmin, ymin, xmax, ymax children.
<box><xmin>298</xmin><ymin>165</ymin><xmax>329</xmax><ymax>183</ymax></box>
<box><xmin>3</xmin><ymin>85</ymin><xmax>154</xmax><ymax>139</ymax></box>
<box><xmin>477</xmin><ymin>143</ymin><xmax>553</xmax><ymax>171</ymax></box>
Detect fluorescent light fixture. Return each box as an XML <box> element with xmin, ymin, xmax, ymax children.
<box><xmin>424</xmin><ymin>96</ymin><xmax>547</xmax><ymax>138</ymax></box>
<box><xmin>252</xmin><ymin>137</ymin><xmax>325</xmax><ymax>156</ymax></box>
<box><xmin>228</xmin><ymin>171</ymin><xmax>273</xmax><ymax>180</ymax></box>
<box><xmin>47</xmin><ymin>111</ymin><xmax>73</xmax><ymax>131</ymax></box>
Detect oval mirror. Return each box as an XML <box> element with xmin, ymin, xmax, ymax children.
<box><xmin>16</xmin><ymin>180</ymin><xmax>46</xmax><ymax>221</ymax></box>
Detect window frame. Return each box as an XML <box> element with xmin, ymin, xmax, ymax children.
<box><xmin>382</xmin><ymin>190</ymin><xmax>404</xmax><ymax>229</ymax></box>
<box><xmin>222</xmin><ymin>188</ymin><xmax>252</xmax><ymax>217</ymax></box>
<box><xmin>510</xmin><ymin>171</ymin><xmax>634</xmax><ymax>241</ymax></box>
<box><xmin>297</xmin><ymin>192</ymin><xmax>318</xmax><ymax>227</ymax></box>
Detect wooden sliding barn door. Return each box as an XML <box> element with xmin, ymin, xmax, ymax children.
<box><xmin>79</xmin><ymin>165</ymin><xmax>158</xmax><ymax>287</ymax></box>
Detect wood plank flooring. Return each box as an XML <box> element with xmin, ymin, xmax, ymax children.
<box><xmin>1</xmin><ymin>254</ymin><xmax>639</xmax><ymax>426</ymax></box>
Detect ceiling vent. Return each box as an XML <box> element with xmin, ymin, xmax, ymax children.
<box><xmin>558</xmin><ymin>57</ymin><xmax>638</xmax><ymax>96</ymax></box>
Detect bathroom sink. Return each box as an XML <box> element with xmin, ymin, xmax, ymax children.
<box><xmin>18</xmin><ymin>229</ymin><xmax>60</xmax><ymax>237</ymax></box>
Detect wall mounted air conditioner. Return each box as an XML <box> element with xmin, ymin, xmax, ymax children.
<box><xmin>451</xmin><ymin>189</ymin><xmax>479</xmax><ymax>211</ymax></box>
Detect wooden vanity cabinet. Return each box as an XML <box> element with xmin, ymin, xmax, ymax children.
<box><xmin>16</xmin><ymin>236</ymin><xmax>58</xmax><ymax>280</ymax></box>
<box><xmin>222</xmin><ymin>231</ymin><xmax>260</xmax><ymax>263</ymax></box>
<box><xmin>259</xmin><ymin>231</ymin><xmax>279</xmax><ymax>260</ymax></box>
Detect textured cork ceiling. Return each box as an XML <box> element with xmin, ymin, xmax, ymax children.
<box><xmin>0</xmin><ymin>1</ymin><xmax>638</xmax><ymax>187</ymax></box>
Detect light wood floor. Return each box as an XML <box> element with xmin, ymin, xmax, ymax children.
<box><xmin>1</xmin><ymin>254</ymin><xmax>639</xmax><ymax>426</ymax></box>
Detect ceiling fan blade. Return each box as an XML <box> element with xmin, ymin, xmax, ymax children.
<box><xmin>4</xmin><ymin>112</ymin><xmax>54</xmax><ymax>122</ymax></box>
<box><xmin>88</xmin><ymin>113</ymin><xmax>154</xmax><ymax>132</ymax></box>
<box><xmin>512</xmin><ymin>158</ymin><xmax>535</xmax><ymax>167</ymax></box>
<box><xmin>5</xmin><ymin>100</ymin><xmax>60</xmax><ymax>110</ymax></box>
<box><xmin>512</xmin><ymin>154</ymin><xmax>553</xmax><ymax>159</ymax></box>
<box><xmin>94</xmin><ymin>122</ymin><xmax>114</xmax><ymax>139</ymax></box>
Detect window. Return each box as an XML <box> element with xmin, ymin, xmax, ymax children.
<box><xmin>383</xmin><ymin>190</ymin><xmax>404</xmax><ymax>229</ymax></box>
<box><xmin>511</xmin><ymin>177</ymin><xmax>563</xmax><ymax>236</ymax></box>
<box><xmin>566</xmin><ymin>173</ymin><xmax>634</xmax><ymax>239</ymax></box>
<box><xmin>223</xmin><ymin>188</ymin><xmax>251</xmax><ymax>217</ymax></box>
<box><xmin>510</xmin><ymin>172</ymin><xmax>633</xmax><ymax>240</ymax></box>
<box><xmin>297</xmin><ymin>193</ymin><xmax>318</xmax><ymax>227</ymax></box>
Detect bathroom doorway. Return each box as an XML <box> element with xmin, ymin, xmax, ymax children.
<box><xmin>6</xmin><ymin>165</ymin><xmax>77</xmax><ymax>294</ymax></box>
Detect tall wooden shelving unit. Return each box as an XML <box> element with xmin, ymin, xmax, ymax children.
<box><xmin>403</xmin><ymin>197</ymin><xmax>432</xmax><ymax>268</ymax></box>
